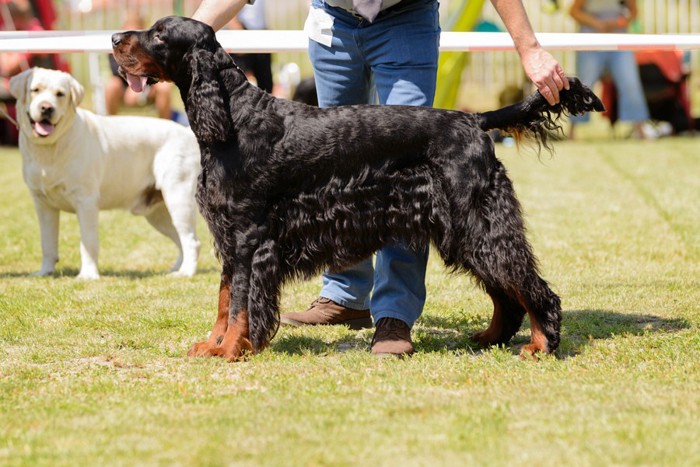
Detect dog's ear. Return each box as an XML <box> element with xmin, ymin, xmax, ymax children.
<box><xmin>8</xmin><ymin>68</ymin><xmax>35</xmax><ymax>102</ymax></box>
<box><xmin>184</xmin><ymin>48</ymin><xmax>232</xmax><ymax>144</ymax></box>
<box><xmin>67</xmin><ymin>72</ymin><xmax>85</xmax><ymax>107</ymax></box>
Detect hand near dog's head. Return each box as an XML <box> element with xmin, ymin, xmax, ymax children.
<box><xmin>9</xmin><ymin>67</ymin><xmax>84</xmax><ymax>144</ymax></box>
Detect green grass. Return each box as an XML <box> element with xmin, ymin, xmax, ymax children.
<box><xmin>0</xmin><ymin>138</ymin><xmax>698</xmax><ymax>466</ymax></box>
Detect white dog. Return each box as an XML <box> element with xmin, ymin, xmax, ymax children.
<box><xmin>9</xmin><ymin>67</ymin><xmax>201</xmax><ymax>279</ymax></box>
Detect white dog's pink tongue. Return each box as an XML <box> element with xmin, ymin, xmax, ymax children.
<box><xmin>34</xmin><ymin>121</ymin><xmax>54</xmax><ymax>136</ymax></box>
<box><xmin>126</xmin><ymin>73</ymin><xmax>148</xmax><ymax>93</ymax></box>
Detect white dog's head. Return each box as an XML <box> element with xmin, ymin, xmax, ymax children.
<box><xmin>9</xmin><ymin>67</ymin><xmax>85</xmax><ymax>144</ymax></box>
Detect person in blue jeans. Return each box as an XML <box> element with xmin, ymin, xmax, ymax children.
<box><xmin>193</xmin><ymin>0</ymin><xmax>569</xmax><ymax>357</ymax></box>
<box><xmin>569</xmin><ymin>0</ymin><xmax>654</xmax><ymax>139</ymax></box>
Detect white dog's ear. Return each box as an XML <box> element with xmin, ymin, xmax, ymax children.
<box><xmin>68</xmin><ymin>74</ymin><xmax>85</xmax><ymax>106</ymax></box>
<box><xmin>8</xmin><ymin>68</ymin><xmax>35</xmax><ymax>101</ymax></box>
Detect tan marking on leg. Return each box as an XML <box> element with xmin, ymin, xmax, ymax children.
<box><xmin>471</xmin><ymin>298</ymin><xmax>504</xmax><ymax>346</ymax></box>
<box><xmin>188</xmin><ymin>275</ymin><xmax>231</xmax><ymax>357</ymax></box>
<box><xmin>520</xmin><ymin>307</ymin><xmax>549</xmax><ymax>359</ymax></box>
<box><xmin>208</xmin><ymin>308</ymin><xmax>254</xmax><ymax>361</ymax></box>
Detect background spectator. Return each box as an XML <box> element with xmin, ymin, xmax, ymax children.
<box><xmin>227</xmin><ymin>0</ymin><xmax>273</xmax><ymax>94</ymax></box>
<box><xmin>569</xmin><ymin>0</ymin><xmax>657</xmax><ymax>139</ymax></box>
<box><xmin>0</xmin><ymin>0</ymin><xmax>58</xmax><ymax>144</ymax></box>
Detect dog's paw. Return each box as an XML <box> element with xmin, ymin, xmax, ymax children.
<box><xmin>77</xmin><ymin>270</ymin><xmax>100</xmax><ymax>280</ymax></box>
<box><xmin>205</xmin><ymin>345</ymin><xmax>252</xmax><ymax>362</ymax></box>
<box><xmin>187</xmin><ymin>338</ymin><xmax>252</xmax><ymax>361</ymax></box>
<box><xmin>187</xmin><ymin>340</ymin><xmax>217</xmax><ymax>357</ymax></box>
<box><xmin>519</xmin><ymin>343</ymin><xmax>550</xmax><ymax>360</ymax></box>
<box><xmin>168</xmin><ymin>269</ymin><xmax>196</xmax><ymax>278</ymax></box>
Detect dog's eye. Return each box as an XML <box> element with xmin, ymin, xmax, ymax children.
<box><xmin>154</xmin><ymin>33</ymin><xmax>164</xmax><ymax>44</ymax></box>
<box><xmin>30</xmin><ymin>88</ymin><xmax>39</xmax><ymax>94</ymax></box>
<box><xmin>56</xmin><ymin>91</ymin><xmax>65</xmax><ymax>97</ymax></box>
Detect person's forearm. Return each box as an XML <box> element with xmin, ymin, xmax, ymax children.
<box><xmin>625</xmin><ymin>0</ymin><xmax>638</xmax><ymax>22</ymax></box>
<box><xmin>192</xmin><ymin>0</ymin><xmax>249</xmax><ymax>31</ymax></box>
<box><xmin>569</xmin><ymin>7</ymin><xmax>603</xmax><ymax>30</ymax></box>
<box><xmin>491</xmin><ymin>0</ymin><xmax>568</xmax><ymax>105</ymax></box>
<box><xmin>490</xmin><ymin>0</ymin><xmax>540</xmax><ymax>57</ymax></box>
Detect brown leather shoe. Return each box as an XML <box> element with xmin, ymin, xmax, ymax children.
<box><xmin>371</xmin><ymin>318</ymin><xmax>414</xmax><ymax>357</ymax></box>
<box><xmin>280</xmin><ymin>297</ymin><xmax>372</xmax><ymax>329</ymax></box>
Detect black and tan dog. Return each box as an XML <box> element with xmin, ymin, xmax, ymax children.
<box><xmin>112</xmin><ymin>16</ymin><xmax>604</xmax><ymax>361</ymax></box>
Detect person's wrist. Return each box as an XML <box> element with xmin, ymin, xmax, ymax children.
<box><xmin>516</xmin><ymin>43</ymin><xmax>541</xmax><ymax>63</ymax></box>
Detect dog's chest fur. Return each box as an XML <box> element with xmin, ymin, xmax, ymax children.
<box><xmin>21</xmin><ymin>147</ymin><xmax>67</xmax><ymax>197</ymax></box>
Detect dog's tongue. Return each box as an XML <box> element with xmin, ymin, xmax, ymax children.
<box><xmin>126</xmin><ymin>73</ymin><xmax>148</xmax><ymax>93</ymax></box>
<box><xmin>34</xmin><ymin>121</ymin><xmax>54</xmax><ymax>136</ymax></box>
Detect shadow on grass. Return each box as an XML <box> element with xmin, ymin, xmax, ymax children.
<box><xmin>268</xmin><ymin>310</ymin><xmax>690</xmax><ymax>358</ymax></box>
<box><xmin>557</xmin><ymin>309</ymin><xmax>690</xmax><ymax>357</ymax></box>
<box><xmin>0</xmin><ymin>268</ymin><xmax>158</xmax><ymax>280</ymax></box>
<box><xmin>98</xmin><ymin>266</ymin><xmax>221</xmax><ymax>279</ymax></box>
<box><xmin>0</xmin><ymin>266</ymin><xmax>220</xmax><ymax>280</ymax></box>
<box><xmin>271</xmin><ymin>332</ymin><xmax>372</xmax><ymax>355</ymax></box>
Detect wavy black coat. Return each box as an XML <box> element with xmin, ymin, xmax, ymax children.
<box><xmin>112</xmin><ymin>16</ymin><xmax>604</xmax><ymax>355</ymax></box>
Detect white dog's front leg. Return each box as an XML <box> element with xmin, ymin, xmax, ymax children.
<box><xmin>32</xmin><ymin>198</ymin><xmax>60</xmax><ymax>276</ymax></box>
<box><xmin>76</xmin><ymin>203</ymin><xmax>100</xmax><ymax>279</ymax></box>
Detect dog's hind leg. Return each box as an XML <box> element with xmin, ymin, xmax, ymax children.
<box><xmin>471</xmin><ymin>265</ymin><xmax>561</xmax><ymax>358</ymax></box>
<box><xmin>471</xmin><ymin>287</ymin><xmax>526</xmax><ymax>347</ymax></box>
<box><xmin>474</xmin><ymin>275</ymin><xmax>561</xmax><ymax>357</ymax></box>
<box><xmin>187</xmin><ymin>273</ymin><xmax>232</xmax><ymax>357</ymax></box>
<box><xmin>161</xmin><ymin>186</ymin><xmax>200</xmax><ymax>277</ymax></box>
<box><xmin>448</xmin><ymin>155</ymin><xmax>561</xmax><ymax>356</ymax></box>
<box><xmin>145</xmin><ymin>202</ymin><xmax>199</xmax><ymax>277</ymax></box>
<box><xmin>514</xmin><ymin>277</ymin><xmax>562</xmax><ymax>357</ymax></box>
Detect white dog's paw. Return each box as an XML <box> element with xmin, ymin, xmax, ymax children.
<box><xmin>168</xmin><ymin>268</ymin><xmax>196</xmax><ymax>278</ymax></box>
<box><xmin>77</xmin><ymin>270</ymin><xmax>100</xmax><ymax>280</ymax></box>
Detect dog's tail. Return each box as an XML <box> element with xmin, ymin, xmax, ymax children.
<box><xmin>477</xmin><ymin>77</ymin><xmax>605</xmax><ymax>151</ymax></box>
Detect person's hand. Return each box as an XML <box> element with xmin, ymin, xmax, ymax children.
<box><xmin>596</xmin><ymin>16</ymin><xmax>629</xmax><ymax>33</ymax></box>
<box><xmin>520</xmin><ymin>47</ymin><xmax>569</xmax><ymax>105</ymax></box>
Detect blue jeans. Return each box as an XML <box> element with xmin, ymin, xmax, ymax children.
<box><xmin>307</xmin><ymin>0</ymin><xmax>440</xmax><ymax>327</ymax></box>
<box><xmin>571</xmin><ymin>49</ymin><xmax>650</xmax><ymax>123</ymax></box>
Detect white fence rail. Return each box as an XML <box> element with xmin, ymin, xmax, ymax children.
<box><xmin>7</xmin><ymin>0</ymin><xmax>699</xmax><ymax>109</ymax></box>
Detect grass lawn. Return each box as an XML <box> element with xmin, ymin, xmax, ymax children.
<box><xmin>0</xmin><ymin>137</ymin><xmax>698</xmax><ymax>466</ymax></box>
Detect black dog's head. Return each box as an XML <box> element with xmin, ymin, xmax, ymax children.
<box><xmin>112</xmin><ymin>16</ymin><xmax>234</xmax><ymax>143</ymax></box>
<box><xmin>111</xmin><ymin>16</ymin><xmax>220</xmax><ymax>88</ymax></box>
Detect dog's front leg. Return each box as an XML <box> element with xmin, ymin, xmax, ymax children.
<box><xmin>32</xmin><ymin>197</ymin><xmax>59</xmax><ymax>276</ymax></box>
<box><xmin>189</xmin><ymin>251</ymin><xmax>256</xmax><ymax>361</ymax></box>
<box><xmin>75</xmin><ymin>201</ymin><xmax>100</xmax><ymax>279</ymax></box>
<box><xmin>188</xmin><ymin>274</ymin><xmax>233</xmax><ymax>357</ymax></box>
<box><xmin>200</xmin><ymin>268</ymin><xmax>254</xmax><ymax>361</ymax></box>
<box><xmin>206</xmin><ymin>307</ymin><xmax>253</xmax><ymax>361</ymax></box>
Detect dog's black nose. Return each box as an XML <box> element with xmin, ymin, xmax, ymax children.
<box><xmin>40</xmin><ymin>102</ymin><xmax>54</xmax><ymax>117</ymax></box>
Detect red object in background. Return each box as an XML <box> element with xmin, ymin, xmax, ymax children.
<box><xmin>601</xmin><ymin>50</ymin><xmax>694</xmax><ymax>133</ymax></box>
<box><xmin>30</xmin><ymin>0</ymin><xmax>57</xmax><ymax>30</ymax></box>
<box><xmin>1</xmin><ymin>0</ymin><xmax>55</xmax><ymax>29</ymax></box>
<box><xmin>0</xmin><ymin>0</ymin><xmax>68</xmax><ymax>71</ymax></box>
<box><xmin>1</xmin><ymin>0</ymin><xmax>68</xmax><ymax>145</ymax></box>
